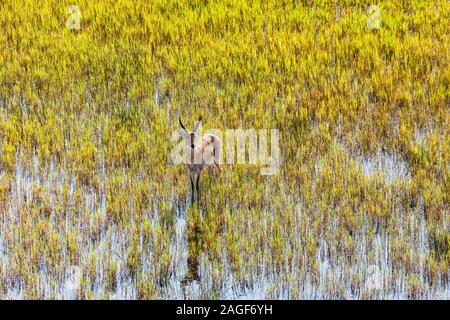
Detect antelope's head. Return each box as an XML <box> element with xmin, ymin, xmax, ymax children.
<box><xmin>179</xmin><ymin>117</ymin><xmax>202</xmax><ymax>149</ymax></box>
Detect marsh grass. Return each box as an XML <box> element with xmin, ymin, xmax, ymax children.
<box><xmin>0</xmin><ymin>0</ymin><xmax>449</xmax><ymax>299</ymax></box>
<box><xmin>0</xmin><ymin>142</ymin><xmax>447</xmax><ymax>299</ymax></box>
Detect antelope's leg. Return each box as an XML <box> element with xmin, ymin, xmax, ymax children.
<box><xmin>213</xmin><ymin>162</ymin><xmax>222</xmax><ymax>173</ymax></box>
<box><xmin>196</xmin><ymin>174</ymin><xmax>200</xmax><ymax>202</ymax></box>
<box><xmin>190</xmin><ymin>175</ymin><xmax>195</xmax><ymax>203</ymax></box>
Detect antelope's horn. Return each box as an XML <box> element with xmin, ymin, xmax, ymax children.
<box><xmin>179</xmin><ymin>117</ymin><xmax>187</xmax><ymax>131</ymax></box>
<box><xmin>193</xmin><ymin>116</ymin><xmax>202</xmax><ymax>132</ymax></box>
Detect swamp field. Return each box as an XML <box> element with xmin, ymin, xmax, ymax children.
<box><xmin>0</xmin><ymin>0</ymin><xmax>449</xmax><ymax>299</ymax></box>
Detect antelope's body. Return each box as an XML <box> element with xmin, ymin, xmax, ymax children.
<box><xmin>179</xmin><ymin>118</ymin><xmax>222</xmax><ymax>202</ymax></box>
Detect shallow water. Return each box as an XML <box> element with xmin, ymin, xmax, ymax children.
<box><xmin>0</xmin><ymin>152</ymin><xmax>448</xmax><ymax>299</ymax></box>
<box><xmin>359</xmin><ymin>150</ymin><xmax>412</xmax><ymax>183</ymax></box>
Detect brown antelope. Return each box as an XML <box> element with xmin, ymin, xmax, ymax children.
<box><xmin>179</xmin><ymin>117</ymin><xmax>222</xmax><ymax>203</ymax></box>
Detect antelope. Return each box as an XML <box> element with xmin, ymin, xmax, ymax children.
<box><xmin>179</xmin><ymin>117</ymin><xmax>222</xmax><ymax>203</ymax></box>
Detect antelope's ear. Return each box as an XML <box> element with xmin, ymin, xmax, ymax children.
<box><xmin>193</xmin><ymin>117</ymin><xmax>202</xmax><ymax>133</ymax></box>
<box><xmin>177</xmin><ymin>128</ymin><xmax>190</xmax><ymax>139</ymax></box>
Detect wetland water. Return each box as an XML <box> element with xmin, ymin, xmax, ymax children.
<box><xmin>0</xmin><ymin>152</ymin><xmax>449</xmax><ymax>299</ymax></box>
